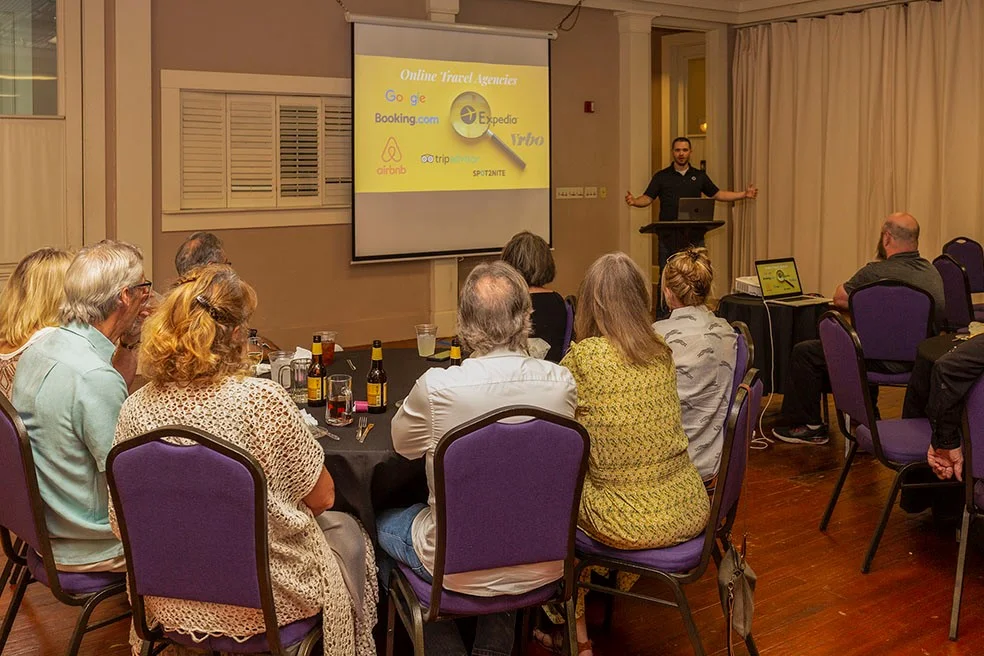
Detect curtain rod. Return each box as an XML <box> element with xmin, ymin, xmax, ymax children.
<box><xmin>738</xmin><ymin>0</ymin><xmax>940</xmax><ymax>29</ymax></box>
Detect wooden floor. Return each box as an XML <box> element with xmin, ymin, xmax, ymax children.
<box><xmin>3</xmin><ymin>388</ymin><xmax>984</xmax><ymax>655</ymax></box>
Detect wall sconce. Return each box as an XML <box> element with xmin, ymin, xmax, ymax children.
<box><xmin>699</xmin><ymin>121</ymin><xmax>708</xmax><ymax>134</ymax></box>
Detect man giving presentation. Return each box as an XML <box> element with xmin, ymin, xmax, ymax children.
<box><xmin>625</xmin><ymin>137</ymin><xmax>758</xmax><ymax>272</ymax></box>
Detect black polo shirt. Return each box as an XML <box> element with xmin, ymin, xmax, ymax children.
<box><xmin>644</xmin><ymin>165</ymin><xmax>720</xmax><ymax>220</ymax></box>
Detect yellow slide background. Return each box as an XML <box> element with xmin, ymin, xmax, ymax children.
<box><xmin>355</xmin><ymin>55</ymin><xmax>550</xmax><ymax>193</ymax></box>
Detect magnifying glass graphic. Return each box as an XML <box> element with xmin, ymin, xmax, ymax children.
<box><xmin>450</xmin><ymin>91</ymin><xmax>526</xmax><ymax>170</ymax></box>
<box><xmin>775</xmin><ymin>270</ymin><xmax>795</xmax><ymax>288</ymax></box>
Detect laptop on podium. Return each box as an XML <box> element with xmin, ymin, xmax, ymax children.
<box><xmin>755</xmin><ymin>258</ymin><xmax>832</xmax><ymax>307</ymax></box>
<box><xmin>678</xmin><ymin>198</ymin><xmax>716</xmax><ymax>221</ymax></box>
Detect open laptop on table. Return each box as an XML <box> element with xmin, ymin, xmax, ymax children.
<box><xmin>755</xmin><ymin>258</ymin><xmax>832</xmax><ymax>307</ymax></box>
<box><xmin>678</xmin><ymin>197</ymin><xmax>716</xmax><ymax>221</ymax></box>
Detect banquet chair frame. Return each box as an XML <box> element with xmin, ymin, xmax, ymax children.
<box><xmin>943</xmin><ymin>237</ymin><xmax>984</xmax><ymax>294</ymax></box>
<box><xmin>933</xmin><ymin>254</ymin><xmax>975</xmax><ymax>332</ymax></box>
<box><xmin>571</xmin><ymin>369</ymin><xmax>762</xmax><ymax>656</ymax></box>
<box><xmin>948</xmin><ymin>376</ymin><xmax>984</xmax><ymax>640</ymax></box>
<box><xmin>816</xmin><ymin>312</ymin><xmax>959</xmax><ymax>574</ymax></box>
<box><xmin>106</xmin><ymin>426</ymin><xmax>321</xmax><ymax>656</ymax></box>
<box><xmin>848</xmin><ymin>279</ymin><xmax>936</xmax><ymax>389</ymax></box>
<box><xmin>385</xmin><ymin>406</ymin><xmax>591</xmax><ymax>656</ymax></box>
<box><xmin>562</xmin><ymin>296</ymin><xmax>576</xmax><ymax>357</ymax></box>
<box><xmin>0</xmin><ymin>393</ymin><xmax>130</xmax><ymax>656</ymax></box>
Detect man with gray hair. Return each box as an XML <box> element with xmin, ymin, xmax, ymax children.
<box><xmin>380</xmin><ymin>261</ymin><xmax>577</xmax><ymax>655</ymax></box>
<box><xmin>12</xmin><ymin>240</ymin><xmax>149</xmax><ymax>572</ymax></box>
<box><xmin>174</xmin><ymin>231</ymin><xmax>228</xmax><ymax>276</ymax></box>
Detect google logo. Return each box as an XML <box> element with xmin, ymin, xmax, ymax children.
<box><xmin>385</xmin><ymin>89</ymin><xmax>427</xmax><ymax>106</ymax></box>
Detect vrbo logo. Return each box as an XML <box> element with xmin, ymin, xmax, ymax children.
<box><xmin>511</xmin><ymin>132</ymin><xmax>545</xmax><ymax>147</ymax></box>
<box><xmin>385</xmin><ymin>89</ymin><xmax>427</xmax><ymax>106</ymax></box>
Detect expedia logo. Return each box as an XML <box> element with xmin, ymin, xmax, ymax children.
<box><xmin>378</xmin><ymin>137</ymin><xmax>406</xmax><ymax>175</ymax></box>
<box><xmin>459</xmin><ymin>106</ymin><xmax>517</xmax><ymax>128</ymax></box>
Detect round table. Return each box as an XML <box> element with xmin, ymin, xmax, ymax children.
<box><xmin>716</xmin><ymin>294</ymin><xmax>830</xmax><ymax>393</ymax></box>
<box><xmin>902</xmin><ymin>333</ymin><xmax>965</xmax><ymax>418</ymax></box>
<box><xmin>302</xmin><ymin>347</ymin><xmax>449</xmax><ymax>541</ymax></box>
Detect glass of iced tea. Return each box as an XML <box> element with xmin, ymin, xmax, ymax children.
<box><xmin>325</xmin><ymin>374</ymin><xmax>353</xmax><ymax>426</ymax></box>
<box><xmin>318</xmin><ymin>331</ymin><xmax>337</xmax><ymax>365</ymax></box>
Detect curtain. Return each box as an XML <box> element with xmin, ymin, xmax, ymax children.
<box><xmin>732</xmin><ymin>0</ymin><xmax>984</xmax><ymax>295</ymax></box>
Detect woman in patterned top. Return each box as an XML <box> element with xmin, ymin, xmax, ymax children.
<box><xmin>0</xmin><ymin>248</ymin><xmax>73</xmax><ymax>398</ymax></box>
<box><xmin>558</xmin><ymin>252</ymin><xmax>709</xmax><ymax>656</ymax></box>
<box><xmin>111</xmin><ymin>265</ymin><xmax>377</xmax><ymax>656</ymax></box>
<box><xmin>653</xmin><ymin>247</ymin><xmax>737</xmax><ymax>485</ymax></box>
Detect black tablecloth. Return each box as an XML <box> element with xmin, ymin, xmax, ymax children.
<box><xmin>716</xmin><ymin>294</ymin><xmax>830</xmax><ymax>394</ymax></box>
<box><xmin>902</xmin><ymin>333</ymin><xmax>964</xmax><ymax>418</ymax></box>
<box><xmin>304</xmin><ymin>347</ymin><xmax>450</xmax><ymax>541</ymax></box>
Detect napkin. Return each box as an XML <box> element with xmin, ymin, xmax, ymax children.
<box><xmin>528</xmin><ymin>338</ymin><xmax>550</xmax><ymax>360</ymax></box>
<box><xmin>970</xmin><ymin>322</ymin><xmax>984</xmax><ymax>337</ymax></box>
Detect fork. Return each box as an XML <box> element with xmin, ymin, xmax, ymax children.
<box><xmin>356</xmin><ymin>416</ymin><xmax>368</xmax><ymax>442</ymax></box>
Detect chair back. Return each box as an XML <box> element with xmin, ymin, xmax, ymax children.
<box><xmin>934</xmin><ymin>255</ymin><xmax>974</xmax><ymax>331</ymax></box>
<box><xmin>944</xmin><ymin>237</ymin><xmax>984</xmax><ymax>293</ymax></box>
<box><xmin>731</xmin><ymin>321</ymin><xmax>754</xmax><ymax>402</ymax></box>
<box><xmin>431</xmin><ymin>406</ymin><xmax>590</xmax><ymax>614</ymax></box>
<box><xmin>962</xmin><ymin>376</ymin><xmax>984</xmax><ymax>488</ymax></box>
<box><xmin>716</xmin><ymin>371</ymin><xmax>762</xmax><ymax>522</ymax></box>
<box><xmin>562</xmin><ymin>296</ymin><xmax>575</xmax><ymax>357</ymax></box>
<box><xmin>849</xmin><ymin>280</ymin><xmax>935</xmax><ymax>362</ymax></box>
<box><xmin>107</xmin><ymin>427</ymin><xmax>284</xmax><ymax>653</ymax></box>
<box><xmin>0</xmin><ymin>394</ymin><xmax>81</xmax><ymax>602</ymax></box>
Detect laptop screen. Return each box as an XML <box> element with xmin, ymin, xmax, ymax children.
<box><xmin>755</xmin><ymin>259</ymin><xmax>804</xmax><ymax>298</ymax></box>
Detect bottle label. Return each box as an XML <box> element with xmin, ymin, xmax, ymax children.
<box><xmin>382</xmin><ymin>381</ymin><xmax>388</xmax><ymax>405</ymax></box>
<box><xmin>371</xmin><ymin>346</ymin><xmax>383</xmax><ymax>360</ymax></box>
<box><xmin>367</xmin><ymin>382</ymin><xmax>382</xmax><ymax>407</ymax></box>
<box><xmin>450</xmin><ymin>346</ymin><xmax>461</xmax><ymax>360</ymax></box>
<box><xmin>308</xmin><ymin>377</ymin><xmax>323</xmax><ymax>401</ymax></box>
<box><xmin>312</xmin><ymin>342</ymin><xmax>323</xmax><ymax>355</ymax></box>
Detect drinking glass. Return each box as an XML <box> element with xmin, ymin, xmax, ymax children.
<box><xmin>269</xmin><ymin>350</ymin><xmax>294</xmax><ymax>389</ymax></box>
<box><xmin>286</xmin><ymin>358</ymin><xmax>311</xmax><ymax>404</ymax></box>
<box><xmin>317</xmin><ymin>331</ymin><xmax>337</xmax><ymax>365</ymax></box>
<box><xmin>415</xmin><ymin>323</ymin><xmax>438</xmax><ymax>357</ymax></box>
<box><xmin>246</xmin><ymin>335</ymin><xmax>264</xmax><ymax>375</ymax></box>
<box><xmin>325</xmin><ymin>374</ymin><xmax>354</xmax><ymax>426</ymax></box>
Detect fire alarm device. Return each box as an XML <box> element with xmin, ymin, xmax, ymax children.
<box><xmin>584</xmin><ymin>101</ymin><xmax>595</xmax><ymax>113</ymax></box>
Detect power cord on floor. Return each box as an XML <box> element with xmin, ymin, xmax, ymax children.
<box><xmin>750</xmin><ymin>299</ymin><xmax>777</xmax><ymax>451</ymax></box>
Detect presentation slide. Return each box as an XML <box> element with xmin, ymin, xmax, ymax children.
<box><xmin>352</xmin><ymin>20</ymin><xmax>552</xmax><ymax>262</ymax></box>
<box><xmin>355</xmin><ymin>56</ymin><xmax>550</xmax><ymax>193</ymax></box>
<box><xmin>756</xmin><ymin>260</ymin><xmax>802</xmax><ymax>297</ymax></box>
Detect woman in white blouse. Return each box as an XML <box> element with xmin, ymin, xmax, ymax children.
<box><xmin>653</xmin><ymin>247</ymin><xmax>737</xmax><ymax>485</ymax></box>
<box><xmin>111</xmin><ymin>265</ymin><xmax>377</xmax><ymax>656</ymax></box>
<box><xmin>0</xmin><ymin>248</ymin><xmax>73</xmax><ymax>398</ymax></box>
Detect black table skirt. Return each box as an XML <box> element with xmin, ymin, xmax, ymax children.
<box><xmin>902</xmin><ymin>333</ymin><xmax>965</xmax><ymax>418</ymax></box>
<box><xmin>716</xmin><ymin>294</ymin><xmax>830</xmax><ymax>394</ymax></box>
<box><xmin>300</xmin><ymin>347</ymin><xmax>450</xmax><ymax>541</ymax></box>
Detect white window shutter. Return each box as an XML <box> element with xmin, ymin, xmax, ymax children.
<box><xmin>322</xmin><ymin>96</ymin><xmax>352</xmax><ymax>208</ymax></box>
<box><xmin>227</xmin><ymin>94</ymin><xmax>276</xmax><ymax>208</ymax></box>
<box><xmin>277</xmin><ymin>97</ymin><xmax>322</xmax><ymax>207</ymax></box>
<box><xmin>180</xmin><ymin>92</ymin><xmax>227</xmax><ymax>209</ymax></box>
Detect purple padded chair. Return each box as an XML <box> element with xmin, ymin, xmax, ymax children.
<box><xmin>0</xmin><ymin>394</ymin><xmax>130</xmax><ymax>655</ymax></box>
<box><xmin>562</xmin><ymin>295</ymin><xmax>576</xmax><ymax>357</ymax></box>
<box><xmin>849</xmin><ymin>279</ymin><xmax>935</xmax><ymax>388</ymax></box>
<box><xmin>106</xmin><ymin>426</ymin><xmax>322</xmax><ymax>656</ymax></box>
<box><xmin>572</xmin><ymin>370</ymin><xmax>763</xmax><ymax>656</ymax></box>
<box><xmin>948</xmin><ymin>375</ymin><xmax>984</xmax><ymax>640</ymax></box>
<box><xmin>934</xmin><ymin>255</ymin><xmax>976</xmax><ymax>331</ymax></box>
<box><xmin>384</xmin><ymin>406</ymin><xmax>590</xmax><ymax>656</ymax></box>
<box><xmin>817</xmin><ymin>312</ymin><xmax>959</xmax><ymax>574</ymax></box>
<box><xmin>944</xmin><ymin>237</ymin><xmax>984</xmax><ymax>295</ymax></box>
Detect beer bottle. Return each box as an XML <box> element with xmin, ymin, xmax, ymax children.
<box><xmin>307</xmin><ymin>335</ymin><xmax>326</xmax><ymax>407</ymax></box>
<box><xmin>450</xmin><ymin>337</ymin><xmax>462</xmax><ymax>366</ymax></box>
<box><xmin>367</xmin><ymin>339</ymin><xmax>387</xmax><ymax>414</ymax></box>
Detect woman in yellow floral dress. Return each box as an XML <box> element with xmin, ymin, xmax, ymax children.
<box><xmin>554</xmin><ymin>252</ymin><xmax>709</xmax><ymax>656</ymax></box>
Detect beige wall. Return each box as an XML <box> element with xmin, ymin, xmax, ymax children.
<box><xmin>151</xmin><ymin>0</ymin><xmax>620</xmax><ymax>348</ymax></box>
<box><xmin>458</xmin><ymin>0</ymin><xmax>621</xmax><ymax>299</ymax></box>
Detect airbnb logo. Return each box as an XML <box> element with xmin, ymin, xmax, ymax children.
<box><xmin>381</xmin><ymin>137</ymin><xmax>403</xmax><ymax>163</ymax></box>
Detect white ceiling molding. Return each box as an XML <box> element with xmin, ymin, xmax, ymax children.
<box><xmin>522</xmin><ymin>0</ymin><xmax>908</xmax><ymax>27</ymax></box>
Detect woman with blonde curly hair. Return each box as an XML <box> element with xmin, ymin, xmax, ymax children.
<box><xmin>0</xmin><ymin>247</ymin><xmax>73</xmax><ymax>397</ymax></box>
<box><xmin>653</xmin><ymin>247</ymin><xmax>737</xmax><ymax>484</ymax></box>
<box><xmin>111</xmin><ymin>264</ymin><xmax>377</xmax><ymax>656</ymax></box>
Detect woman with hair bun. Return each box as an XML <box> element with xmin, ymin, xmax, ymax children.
<box><xmin>654</xmin><ymin>247</ymin><xmax>737</xmax><ymax>486</ymax></box>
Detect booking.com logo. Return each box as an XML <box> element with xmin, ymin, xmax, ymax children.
<box><xmin>420</xmin><ymin>153</ymin><xmax>480</xmax><ymax>165</ymax></box>
<box><xmin>375</xmin><ymin>112</ymin><xmax>439</xmax><ymax>126</ymax></box>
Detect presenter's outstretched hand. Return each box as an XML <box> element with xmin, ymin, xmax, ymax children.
<box><xmin>744</xmin><ymin>184</ymin><xmax>758</xmax><ymax>200</ymax></box>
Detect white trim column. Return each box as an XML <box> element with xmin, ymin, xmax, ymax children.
<box><xmin>427</xmin><ymin>0</ymin><xmax>460</xmax><ymax>335</ymax></box>
<box><xmin>617</xmin><ymin>12</ymin><xmax>655</xmax><ymax>277</ymax></box>
<box><xmin>114</xmin><ymin>0</ymin><xmax>153</xmax><ymax>272</ymax></box>
<box><xmin>82</xmin><ymin>0</ymin><xmax>106</xmax><ymax>245</ymax></box>
<box><xmin>704</xmin><ymin>25</ymin><xmax>731</xmax><ymax>299</ymax></box>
